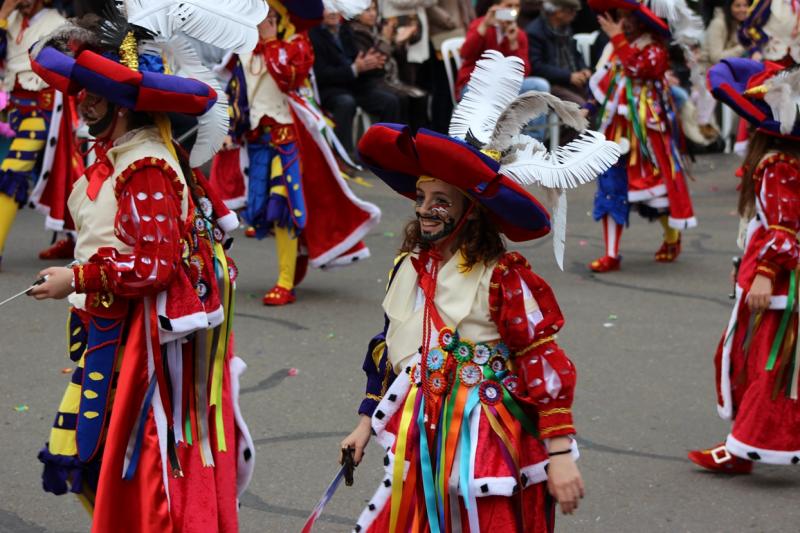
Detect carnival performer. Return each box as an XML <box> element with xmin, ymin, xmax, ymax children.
<box><xmin>738</xmin><ymin>0</ymin><xmax>800</xmax><ymax>66</ymax></box>
<box><xmin>341</xmin><ymin>51</ymin><xmax>620</xmax><ymax>532</ymax></box>
<box><xmin>0</xmin><ymin>0</ymin><xmax>72</xmax><ymax>267</ymax></box>
<box><xmin>585</xmin><ymin>0</ymin><xmax>702</xmax><ymax>272</ymax></box>
<box><xmin>688</xmin><ymin>59</ymin><xmax>800</xmax><ymax>474</ymax></box>
<box><xmin>215</xmin><ymin>0</ymin><xmax>380</xmax><ymax>306</ymax></box>
<box><xmin>25</xmin><ymin>2</ymin><xmax>267</xmax><ymax>529</ymax></box>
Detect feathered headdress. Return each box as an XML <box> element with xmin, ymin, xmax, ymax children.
<box><xmin>588</xmin><ymin>0</ymin><xmax>704</xmax><ymax>45</ymax></box>
<box><xmin>449</xmin><ymin>51</ymin><xmax>621</xmax><ymax>268</ymax></box>
<box><xmin>358</xmin><ymin>51</ymin><xmax>620</xmax><ymax>267</ymax></box>
<box><xmin>31</xmin><ymin>0</ymin><xmax>268</xmax><ymax>167</ymax></box>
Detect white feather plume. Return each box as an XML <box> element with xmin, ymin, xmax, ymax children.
<box><xmin>645</xmin><ymin>0</ymin><xmax>704</xmax><ymax>46</ymax></box>
<box><xmin>544</xmin><ymin>187</ymin><xmax>568</xmax><ymax>270</ymax></box>
<box><xmin>764</xmin><ymin>69</ymin><xmax>800</xmax><ymax>135</ymax></box>
<box><xmin>323</xmin><ymin>0</ymin><xmax>372</xmax><ymax>18</ymax></box>
<box><xmin>489</xmin><ymin>91</ymin><xmax>587</xmax><ymax>153</ymax></box>
<box><xmin>156</xmin><ymin>38</ymin><xmax>230</xmax><ymax>167</ymax></box>
<box><xmin>448</xmin><ymin>50</ymin><xmax>524</xmax><ymax>146</ymax></box>
<box><xmin>125</xmin><ymin>0</ymin><xmax>267</xmax><ymax>53</ymax></box>
<box><xmin>499</xmin><ymin>130</ymin><xmax>621</xmax><ymax>189</ymax></box>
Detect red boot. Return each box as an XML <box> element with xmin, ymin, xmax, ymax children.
<box><xmin>655</xmin><ymin>238</ymin><xmax>681</xmax><ymax>262</ymax></box>
<box><xmin>244</xmin><ymin>226</ymin><xmax>256</xmax><ymax>238</ymax></box>
<box><xmin>262</xmin><ymin>285</ymin><xmax>296</xmax><ymax>306</ymax></box>
<box><xmin>589</xmin><ymin>255</ymin><xmax>621</xmax><ymax>273</ymax></box>
<box><xmin>688</xmin><ymin>444</ymin><xmax>753</xmax><ymax>474</ymax></box>
<box><xmin>39</xmin><ymin>238</ymin><xmax>75</xmax><ymax>260</ymax></box>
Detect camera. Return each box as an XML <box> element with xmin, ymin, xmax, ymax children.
<box><xmin>495</xmin><ymin>8</ymin><xmax>518</xmax><ymax>21</ymax></box>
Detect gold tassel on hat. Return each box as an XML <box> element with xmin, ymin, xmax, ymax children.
<box><xmin>119</xmin><ymin>31</ymin><xmax>139</xmax><ymax>71</ymax></box>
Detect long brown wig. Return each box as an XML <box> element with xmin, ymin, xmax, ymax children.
<box><xmin>739</xmin><ymin>131</ymin><xmax>800</xmax><ymax>217</ymax></box>
<box><xmin>400</xmin><ymin>202</ymin><xmax>507</xmax><ymax>269</ymax></box>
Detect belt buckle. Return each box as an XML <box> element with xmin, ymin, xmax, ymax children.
<box><xmin>710</xmin><ymin>445</ymin><xmax>731</xmax><ymax>464</ymax></box>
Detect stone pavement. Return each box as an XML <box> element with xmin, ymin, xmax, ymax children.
<box><xmin>0</xmin><ymin>153</ymin><xmax>796</xmax><ymax>533</ymax></box>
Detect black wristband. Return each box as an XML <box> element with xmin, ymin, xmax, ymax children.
<box><xmin>548</xmin><ymin>448</ymin><xmax>572</xmax><ymax>457</ymax></box>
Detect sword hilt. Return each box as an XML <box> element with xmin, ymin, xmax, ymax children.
<box><xmin>342</xmin><ymin>446</ymin><xmax>355</xmax><ymax>487</ymax></box>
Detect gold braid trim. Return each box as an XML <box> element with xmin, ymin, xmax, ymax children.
<box><xmin>119</xmin><ymin>31</ymin><xmax>139</xmax><ymax>71</ymax></box>
<box><xmin>539</xmin><ymin>424</ymin><xmax>575</xmax><ymax>437</ymax></box>
<box><xmin>539</xmin><ymin>407</ymin><xmax>572</xmax><ymax>417</ymax></box>
<box><xmin>515</xmin><ymin>335</ymin><xmax>557</xmax><ymax>358</ymax></box>
<box><xmin>365</xmin><ymin>393</ymin><xmax>383</xmax><ymax>402</ymax></box>
<box><xmin>99</xmin><ymin>268</ymin><xmax>109</xmax><ymax>292</ymax></box>
<box><xmin>76</xmin><ymin>265</ymin><xmax>86</xmax><ymax>293</ymax></box>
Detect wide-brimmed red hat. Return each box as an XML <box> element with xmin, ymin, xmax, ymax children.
<box><xmin>708</xmin><ymin>58</ymin><xmax>800</xmax><ymax>139</ymax></box>
<box><xmin>358</xmin><ymin>124</ymin><xmax>551</xmax><ymax>242</ymax></box>
<box><xmin>31</xmin><ymin>45</ymin><xmax>217</xmax><ymax>116</ymax></box>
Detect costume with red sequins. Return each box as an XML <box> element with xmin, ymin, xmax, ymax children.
<box><xmin>354</xmin><ymin>250</ymin><xmax>577</xmax><ymax>533</ymax></box>
<box><xmin>713</xmin><ymin>152</ymin><xmax>800</xmax><ymax>463</ymax></box>
<box><xmin>589</xmin><ymin>33</ymin><xmax>696</xmax><ymax>229</ymax></box>
<box><xmin>39</xmin><ymin>128</ymin><xmax>254</xmax><ymax>532</ymax></box>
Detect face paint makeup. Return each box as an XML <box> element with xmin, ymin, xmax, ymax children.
<box><xmin>417</xmin><ymin>206</ymin><xmax>458</xmax><ymax>242</ymax></box>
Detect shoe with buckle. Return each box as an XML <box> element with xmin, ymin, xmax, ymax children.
<box><xmin>655</xmin><ymin>238</ymin><xmax>681</xmax><ymax>263</ymax></box>
<box><xmin>39</xmin><ymin>238</ymin><xmax>75</xmax><ymax>260</ymax></box>
<box><xmin>262</xmin><ymin>285</ymin><xmax>296</xmax><ymax>306</ymax></box>
<box><xmin>589</xmin><ymin>255</ymin><xmax>621</xmax><ymax>273</ymax></box>
<box><xmin>688</xmin><ymin>443</ymin><xmax>753</xmax><ymax>474</ymax></box>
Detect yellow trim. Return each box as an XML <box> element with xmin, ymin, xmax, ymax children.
<box><xmin>769</xmin><ymin>225</ymin><xmax>798</xmax><ymax>235</ymax></box>
<box><xmin>539</xmin><ymin>407</ymin><xmax>572</xmax><ymax>417</ymax></box>
<box><xmin>0</xmin><ymin>19</ymin><xmax>8</xmax><ymax>30</ymax></box>
<box><xmin>515</xmin><ymin>335</ymin><xmax>556</xmax><ymax>358</ymax></box>
<box><xmin>9</xmin><ymin>138</ymin><xmax>46</xmax><ymax>152</ymax></box>
<box><xmin>540</xmin><ymin>424</ymin><xmax>575</xmax><ymax>436</ymax></box>
<box><xmin>365</xmin><ymin>393</ymin><xmax>383</xmax><ymax>402</ymax></box>
<box><xmin>371</xmin><ymin>340</ymin><xmax>386</xmax><ymax>368</ymax></box>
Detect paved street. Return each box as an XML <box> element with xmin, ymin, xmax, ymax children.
<box><xmin>0</xmin><ymin>152</ymin><xmax>797</xmax><ymax>533</ymax></box>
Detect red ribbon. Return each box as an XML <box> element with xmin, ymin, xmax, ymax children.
<box><xmin>85</xmin><ymin>144</ymin><xmax>112</xmax><ymax>201</ymax></box>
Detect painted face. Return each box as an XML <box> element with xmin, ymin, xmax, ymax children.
<box><xmin>78</xmin><ymin>90</ymin><xmax>117</xmax><ymax>137</ymax></box>
<box><xmin>618</xmin><ymin>10</ymin><xmax>640</xmax><ymax>38</ymax></box>
<box><xmin>415</xmin><ymin>178</ymin><xmax>466</xmax><ymax>244</ymax></box>
<box><xmin>730</xmin><ymin>0</ymin><xmax>750</xmax><ymax>22</ymax></box>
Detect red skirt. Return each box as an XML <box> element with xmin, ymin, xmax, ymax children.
<box><xmin>715</xmin><ymin>293</ymin><xmax>800</xmax><ymax>463</ymax></box>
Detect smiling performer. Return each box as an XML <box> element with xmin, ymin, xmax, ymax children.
<box><xmin>26</xmin><ymin>2</ymin><xmax>267</xmax><ymax>530</ymax></box>
<box><xmin>0</xmin><ymin>0</ymin><xmax>70</xmax><ymax>267</ymax></box>
<box><xmin>341</xmin><ymin>51</ymin><xmax>620</xmax><ymax>532</ymax></box>
<box><xmin>689</xmin><ymin>60</ymin><xmax>800</xmax><ymax>474</ymax></box>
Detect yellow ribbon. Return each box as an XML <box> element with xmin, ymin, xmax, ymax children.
<box><xmin>390</xmin><ymin>385</ymin><xmax>418</xmax><ymax>533</ymax></box>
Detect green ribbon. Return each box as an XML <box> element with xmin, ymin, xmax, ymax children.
<box><xmin>625</xmin><ymin>78</ymin><xmax>651</xmax><ymax>162</ymax></box>
<box><xmin>766</xmin><ymin>270</ymin><xmax>796</xmax><ymax>371</ymax></box>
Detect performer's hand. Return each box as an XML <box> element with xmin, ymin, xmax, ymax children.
<box><xmin>547</xmin><ymin>454</ymin><xmax>584</xmax><ymax>514</ymax></box>
<box><xmin>340</xmin><ymin>415</ymin><xmax>372</xmax><ymax>465</ymax></box>
<box><xmin>597</xmin><ymin>13</ymin><xmax>623</xmax><ymax>39</ymax></box>
<box><xmin>0</xmin><ymin>0</ymin><xmax>21</xmax><ymax>19</ymax></box>
<box><xmin>747</xmin><ymin>274</ymin><xmax>773</xmax><ymax>312</ymax></box>
<box><xmin>28</xmin><ymin>267</ymin><xmax>74</xmax><ymax>300</ymax></box>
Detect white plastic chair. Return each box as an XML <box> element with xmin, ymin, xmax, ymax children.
<box><xmin>573</xmin><ymin>31</ymin><xmax>599</xmax><ymax>67</ymax></box>
<box><xmin>352</xmin><ymin>106</ymin><xmax>372</xmax><ymax>149</ymax></box>
<box><xmin>720</xmin><ymin>104</ymin><xmax>736</xmax><ymax>153</ymax></box>
<box><xmin>441</xmin><ymin>37</ymin><xmax>466</xmax><ymax>105</ymax></box>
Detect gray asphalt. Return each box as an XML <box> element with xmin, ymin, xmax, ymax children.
<box><xmin>0</xmin><ymin>152</ymin><xmax>797</xmax><ymax>533</ymax></box>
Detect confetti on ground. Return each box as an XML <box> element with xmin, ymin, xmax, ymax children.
<box><xmin>287</xmin><ymin>368</ymin><xmax>298</xmax><ymax>377</ymax></box>
<box><xmin>608</xmin><ymin>314</ymin><xmax>618</xmax><ymax>320</ymax></box>
<box><xmin>14</xmin><ymin>404</ymin><xmax>29</xmax><ymax>413</ymax></box>
<box><xmin>61</xmin><ymin>368</ymin><xmax>72</xmax><ymax>374</ymax></box>
<box><xmin>579</xmin><ymin>240</ymin><xmax>588</xmax><ymax>247</ymax></box>
<box><xmin>383</xmin><ymin>231</ymin><xmax>396</xmax><ymax>238</ymax></box>
<box><xmin>586</xmin><ymin>211</ymin><xmax>592</xmax><ymax>217</ymax></box>
<box><xmin>327</xmin><ymin>332</ymin><xmax>336</xmax><ymax>339</ymax></box>
<box><xmin>728</xmin><ymin>210</ymin><xmax>738</xmax><ymax>216</ymax></box>
<box><xmin>603</xmin><ymin>322</ymin><xmax>615</xmax><ymax>328</ymax></box>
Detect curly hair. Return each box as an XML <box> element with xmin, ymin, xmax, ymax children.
<box><xmin>400</xmin><ymin>204</ymin><xmax>507</xmax><ymax>269</ymax></box>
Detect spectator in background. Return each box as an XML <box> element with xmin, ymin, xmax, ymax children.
<box><xmin>704</xmin><ymin>0</ymin><xmax>748</xmax><ymax>64</ymax></box>
<box><xmin>426</xmin><ymin>0</ymin><xmax>475</xmax><ymax>132</ymax></box>
<box><xmin>379</xmin><ymin>0</ymin><xmax>431</xmax><ymax>84</ymax></box>
<box><xmin>457</xmin><ymin>0</ymin><xmax>551</xmax><ymax>139</ymax></box>
<box><xmin>346</xmin><ymin>2</ymin><xmax>429</xmax><ymax>131</ymax></box>
<box><xmin>527</xmin><ymin>0</ymin><xmax>590</xmax><ymax>105</ymax></box>
<box><xmin>309</xmin><ymin>9</ymin><xmax>401</xmax><ymax>159</ymax></box>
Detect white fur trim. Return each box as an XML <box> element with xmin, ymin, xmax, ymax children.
<box><xmin>727</xmin><ymin>434</ymin><xmax>800</xmax><ymax>465</ymax></box>
<box><xmin>230</xmin><ymin>356</ymin><xmax>255</xmax><ymax>497</ymax></box>
<box><xmin>319</xmin><ymin>245</ymin><xmax>371</xmax><ymax>270</ymax></box>
<box><xmin>217</xmin><ymin>211</ymin><xmax>239</xmax><ymax>233</ymax></box>
<box><xmin>206</xmin><ymin>305</ymin><xmax>225</xmax><ymax>329</ymax></box>
<box><xmin>44</xmin><ymin>215</ymin><xmax>65</xmax><ymax>232</ymax></box>
<box><xmin>628</xmin><ymin>184</ymin><xmax>667</xmax><ymax>202</ymax></box>
<box><xmin>668</xmin><ymin>216</ymin><xmax>698</xmax><ymax>230</ymax></box>
<box><xmin>222</xmin><ymin>196</ymin><xmax>246</xmax><ymax>210</ymax></box>
<box><xmin>29</xmin><ymin>91</ymin><xmax>63</xmax><ymax>208</ymax></box>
